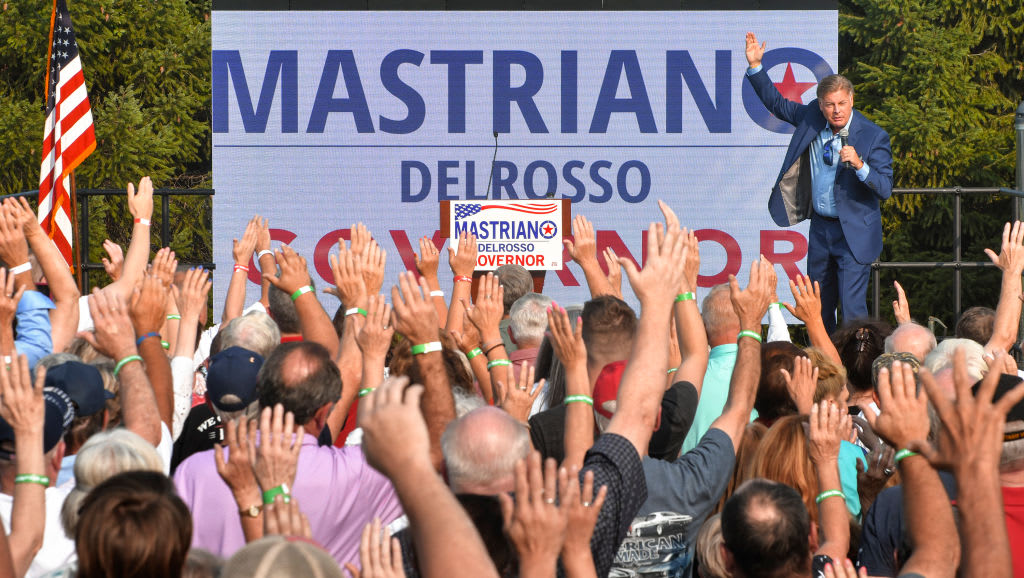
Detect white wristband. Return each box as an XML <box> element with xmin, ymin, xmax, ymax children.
<box><xmin>429</xmin><ymin>290</ymin><xmax>444</xmax><ymax>298</ymax></box>
<box><xmin>8</xmin><ymin>262</ymin><xmax>31</xmax><ymax>276</ymax></box>
<box><xmin>257</xmin><ymin>250</ymin><xmax>274</xmax><ymax>261</ymax></box>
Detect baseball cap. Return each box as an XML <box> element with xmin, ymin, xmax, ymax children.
<box><xmin>973</xmin><ymin>373</ymin><xmax>1024</xmax><ymax>443</ymax></box>
<box><xmin>592</xmin><ymin>360</ymin><xmax>628</xmax><ymax>419</ymax></box>
<box><xmin>0</xmin><ymin>386</ymin><xmax>75</xmax><ymax>459</ymax></box>
<box><xmin>45</xmin><ymin>361</ymin><xmax>113</xmax><ymax>417</ymax></box>
<box><xmin>206</xmin><ymin>346</ymin><xmax>264</xmax><ymax>412</ymax></box>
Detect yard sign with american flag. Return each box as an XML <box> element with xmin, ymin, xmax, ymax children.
<box><xmin>450</xmin><ymin>201</ymin><xmax>564</xmax><ymax>271</ymax></box>
<box><xmin>38</xmin><ymin>0</ymin><xmax>96</xmax><ymax>271</ymax></box>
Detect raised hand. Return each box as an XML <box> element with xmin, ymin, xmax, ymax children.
<box><xmin>494</xmin><ymin>362</ymin><xmax>544</xmax><ymax>423</ymax></box>
<box><xmin>415</xmin><ymin>236</ymin><xmax>441</xmax><ymax>279</ymax></box>
<box><xmin>129</xmin><ymin>274</ymin><xmax>169</xmax><ymax>336</ymax></box>
<box><xmin>681</xmin><ymin>228</ymin><xmax>700</xmax><ymax>293</ymax></box>
<box><xmin>779</xmin><ymin>355</ymin><xmax>818</xmax><ymax>414</ymax></box>
<box><xmin>464</xmin><ymin>273</ymin><xmax>504</xmax><ymax>342</ymax></box>
<box><xmin>101</xmin><ymin>239</ymin><xmax>125</xmax><ymax>282</ymax></box>
<box><xmin>349</xmin><ymin>223</ymin><xmax>371</xmax><ymax>256</ymax></box>
<box><xmin>214</xmin><ymin>417</ymin><xmax>259</xmax><ymax>505</ymax></box>
<box><xmin>619</xmin><ymin>206</ymin><xmax>686</xmax><ymax>307</ymax></box>
<box><xmin>563</xmin><ymin>215</ymin><xmax>598</xmax><ymax>266</ymax></box>
<box><xmin>172</xmin><ymin>267</ymin><xmax>211</xmax><ymax>323</ymax></box>
<box><xmin>447</xmin><ymin>231</ymin><xmax>477</xmax><ymax>278</ymax></box>
<box><xmin>601</xmin><ymin>247</ymin><xmax>623</xmax><ymax>299</ymax></box>
<box><xmin>745</xmin><ymin>32</ymin><xmax>765</xmax><ymax>68</ymax></box>
<box><xmin>126</xmin><ymin>176</ymin><xmax>154</xmax><ymax>221</ymax></box>
<box><xmin>546</xmin><ymin>303</ymin><xmax>585</xmax><ymax>370</ymax></box>
<box><xmin>358</xmin><ymin>375</ymin><xmax>430</xmax><ymax>480</ymax></box>
<box><xmin>233</xmin><ymin>216</ymin><xmax>263</xmax><ymax>267</ymax></box>
<box><xmin>390</xmin><ymin>271</ymin><xmax>440</xmax><ymax>345</ymax></box>
<box><xmin>328</xmin><ymin>246</ymin><xmax>367</xmax><ymax>306</ymax></box>
<box><xmin>266</xmin><ymin>245</ymin><xmax>312</xmax><ymax>296</ymax></box>
<box><xmin>0</xmin><ymin>268</ymin><xmax>26</xmax><ymax>333</ymax></box>
<box><xmin>498</xmin><ymin>452</ymin><xmax>566</xmax><ymax>576</ymax></box>
<box><xmin>822</xmin><ymin>559</ymin><xmax>868</xmax><ymax>578</ymax></box>
<box><xmin>264</xmin><ymin>497</ymin><xmax>313</xmax><ymax>539</ymax></box>
<box><xmin>360</xmin><ymin>240</ymin><xmax>387</xmax><ymax>297</ymax></box>
<box><xmin>247</xmin><ymin>403</ymin><xmax>303</xmax><ymax>494</ymax></box>
<box><xmin>355</xmin><ymin>294</ymin><xmax>395</xmax><ymax>360</ymax></box>
<box><xmin>784</xmin><ymin>274</ymin><xmax>823</xmax><ymax>324</ymax></box>
<box><xmin>0</xmin><ymin>202</ymin><xmax>29</xmax><ymax>269</ymax></box>
<box><xmin>808</xmin><ymin>400</ymin><xmax>850</xmax><ymax>465</ymax></box>
<box><xmin>892</xmin><ymin>280</ymin><xmax>911</xmax><ymax>324</ymax></box>
<box><xmin>350</xmin><ymin>518</ymin><xmax>404</xmax><ymax>578</ymax></box>
<box><xmin>559</xmin><ymin>465</ymin><xmax>607</xmax><ymax>564</ymax></box>
<box><xmin>81</xmin><ymin>287</ymin><xmax>137</xmax><ymax>360</ymax></box>
<box><xmin>730</xmin><ymin>257</ymin><xmax>776</xmax><ymax>330</ymax></box>
<box><xmin>150</xmin><ymin>247</ymin><xmax>178</xmax><ymax>289</ymax></box>
<box><xmin>448</xmin><ymin>310</ymin><xmax>482</xmax><ymax>354</ymax></box>
<box><xmin>0</xmin><ymin>355</ymin><xmax>45</xmax><ymax>441</ymax></box>
<box><xmin>983</xmin><ymin>221</ymin><xmax>1024</xmax><ymax>275</ymax></box>
<box><xmin>863</xmin><ymin>360</ymin><xmax>930</xmax><ymax>450</ymax></box>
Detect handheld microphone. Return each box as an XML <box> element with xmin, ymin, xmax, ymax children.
<box><xmin>486</xmin><ymin>131</ymin><xmax>499</xmax><ymax>199</ymax></box>
<box><xmin>839</xmin><ymin>127</ymin><xmax>851</xmax><ymax>168</ymax></box>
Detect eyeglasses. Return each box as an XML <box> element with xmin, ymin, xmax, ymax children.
<box><xmin>823</xmin><ymin>136</ymin><xmax>838</xmax><ymax>166</ymax></box>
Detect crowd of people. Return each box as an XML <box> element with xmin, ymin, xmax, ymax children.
<box><xmin>0</xmin><ymin>176</ymin><xmax>1021</xmax><ymax>578</ymax></box>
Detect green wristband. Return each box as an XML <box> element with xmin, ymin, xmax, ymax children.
<box><xmin>487</xmin><ymin>359</ymin><xmax>511</xmax><ymax>369</ymax></box>
<box><xmin>674</xmin><ymin>292</ymin><xmax>696</xmax><ymax>302</ymax></box>
<box><xmin>358</xmin><ymin>387</ymin><xmax>375</xmax><ymax>399</ymax></box>
<box><xmin>815</xmin><ymin>489</ymin><xmax>844</xmax><ymax>504</ymax></box>
<box><xmin>345</xmin><ymin>307</ymin><xmax>368</xmax><ymax>317</ymax></box>
<box><xmin>262</xmin><ymin>484</ymin><xmax>291</xmax><ymax>505</ymax></box>
<box><xmin>166</xmin><ymin>314</ymin><xmax>181</xmax><ymax>321</ymax></box>
<box><xmin>161</xmin><ymin>340</ymin><xmax>170</xmax><ymax>350</ymax></box>
<box><xmin>737</xmin><ymin>330</ymin><xmax>763</xmax><ymax>343</ymax></box>
<box><xmin>410</xmin><ymin>341</ymin><xmax>443</xmax><ymax>355</ymax></box>
<box><xmin>290</xmin><ymin>285</ymin><xmax>314</xmax><ymax>301</ymax></box>
<box><xmin>14</xmin><ymin>474</ymin><xmax>49</xmax><ymax>486</ymax></box>
<box><xmin>113</xmin><ymin>355</ymin><xmax>143</xmax><ymax>377</ymax></box>
<box><xmin>465</xmin><ymin>347</ymin><xmax>483</xmax><ymax>360</ymax></box>
<box><xmin>667</xmin><ymin>368</ymin><xmax>678</xmax><ymax>374</ymax></box>
<box><xmin>895</xmin><ymin>449</ymin><xmax>919</xmax><ymax>464</ymax></box>
<box><xmin>564</xmin><ymin>394</ymin><xmax>594</xmax><ymax>406</ymax></box>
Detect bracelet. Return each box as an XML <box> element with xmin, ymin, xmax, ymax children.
<box><xmin>134</xmin><ymin>217</ymin><xmax>151</xmax><ymax>226</ymax></box>
<box><xmin>262</xmin><ymin>483</ymin><xmax>291</xmax><ymax>505</ymax></box>
<box><xmin>737</xmin><ymin>330</ymin><xmax>763</xmax><ymax>343</ymax></box>
<box><xmin>14</xmin><ymin>474</ymin><xmax>49</xmax><ymax>486</ymax></box>
<box><xmin>487</xmin><ymin>359</ymin><xmax>511</xmax><ymax>369</ymax></box>
<box><xmin>345</xmin><ymin>307</ymin><xmax>368</xmax><ymax>317</ymax></box>
<box><xmin>894</xmin><ymin>449</ymin><xmax>919</xmax><ymax>464</ymax></box>
<box><xmin>135</xmin><ymin>332</ymin><xmax>160</xmax><ymax>346</ymax></box>
<box><xmin>233</xmin><ymin>264</ymin><xmax>249</xmax><ymax>273</ymax></box>
<box><xmin>667</xmin><ymin>368</ymin><xmax>678</xmax><ymax>374</ymax></box>
<box><xmin>564</xmin><ymin>394</ymin><xmax>594</xmax><ymax>406</ymax></box>
<box><xmin>429</xmin><ymin>290</ymin><xmax>444</xmax><ymax>298</ymax></box>
<box><xmin>257</xmin><ymin>249</ymin><xmax>274</xmax><ymax>261</ymax></box>
<box><xmin>113</xmin><ymin>354</ymin><xmax>143</xmax><ymax>377</ymax></box>
<box><xmin>465</xmin><ymin>347</ymin><xmax>483</xmax><ymax>360</ymax></box>
<box><xmin>358</xmin><ymin>387</ymin><xmax>375</xmax><ymax>398</ymax></box>
<box><xmin>483</xmin><ymin>343</ymin><xmax>504</xmax><ymax>356</ymax></box>
<box><xmin>674</xmin><ymin>292</ymin><xmax>696</xmax><ymax>302</ymax></box>
<box><xmin>290</xmin><ymin>285</ymin><xmax>314</xmax><ymax>302</ymax></box>
<box><xmin>8</xmin><ymin>262</ymin><xmax>31</xmax><ymax>276</ymax></box>
<box><xmin>166</xmin><ymin>314</ymin><xmax>181</xmax><ymax>321</ymax></box>
<box><xmin>815</xmin><ymin>489</ymin><xmax>845</xmax><ymax>504</ymax></box>
<box><xmin>454</xmin><ymin>275</ymin><xmax>473</xmax><ymax>284</ymax></box>
<box><xmin>411</xmin><ymin>341</ymin><xmax>442</xmax><ymax>355</ymax></box>
<box><xmin>161</xmin><ymin>340</ymin><xmax>170</xmax><ymax>350</ymax></box>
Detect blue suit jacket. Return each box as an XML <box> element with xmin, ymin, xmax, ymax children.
<box><xmin>747</xmin><ymin>69</ymin><xmax>893</xmax><ymax>264</ymax></box>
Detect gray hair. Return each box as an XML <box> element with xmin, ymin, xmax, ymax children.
<box><xmin>923</xmin><ymin>338</ymin><xmax>988</xmax><ymax>381</ymax></box>
<box><xmin>441</xmin><ymin>407</ymin><xmax>531</xmax><ymax>494</ymax></box>
<box><xmin>36</xmin><ymin>352</ymin><xmax>82</xmax><ymax>370</ymax></box>
<box><xmin>509</xmin><ymin>293</ymin><xmax>553</xmax><ymax>346</ymax></box>
<box><xmin>701</xmin><ymin>284</ymin><xmax>737</xmax><ymax>335</ymax></box>
<box><xmin>884</xmin><ymin>322</ymin><xmax>937</xmax><ymax>359</ymax></box>
<box><xmin>219</xmin><ymin>311</ymin><xmax>281</xmax><ymax>359</ymax></box>
<box><xmin>816</xmin><ymin>74</ymin><xmax>854</xmax><ymax>100</ymax></box>
<box><xmin>60</xmin><ymin>428</ymin><xmax>164</xmax><ymax>537</ymax></box>
<box><xmin>495</xmin><ymin>265</ymin><xmax>533</xmax><ymax>315</ymax></box>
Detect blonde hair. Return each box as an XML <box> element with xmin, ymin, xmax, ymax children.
<box><xmin>750</xmin><ymin>415</ymin><xmax>819</xmax><ymax>524</ymax></box>
<box><xmin>696</xmin><ymin>514</ymin><xmax>730</xmax><ymax>578</ymax></box>
<box><xmin>60</xmin><ymin>429</ymin><xmax>164</xmax><ymax>537</ymax></box>
<box><xmin>804</xmin><ymin>347</ymin><xmax>847</xmax><ymax>403</ymax></box>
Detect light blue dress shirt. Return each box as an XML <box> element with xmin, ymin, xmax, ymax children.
<box><xmin>14</xmin><ymin>290</ymin><xmax>54</xmax><ymax>369</ymax></box>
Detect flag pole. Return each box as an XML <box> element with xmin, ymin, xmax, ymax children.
<box><xmin>69</xmin><ymin>171</ymin><xmax>80</xmax><ymax>282</ymax></box>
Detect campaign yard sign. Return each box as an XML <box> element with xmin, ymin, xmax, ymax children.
<box><xmin>449</xmin><ymin>200</ymin><xmax>566</xmax><ymax>270</ymax></box>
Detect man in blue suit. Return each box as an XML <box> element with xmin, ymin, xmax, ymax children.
<box><xmin>744</xmin><ymin>32</ymin><xmax>893</xmax><ymax>333</ymax></box>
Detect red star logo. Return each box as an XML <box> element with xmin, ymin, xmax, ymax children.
<box><xmin>542</xmin><ymin>224</ymin><xmax>554</xmax><ymax>235</ymax></box>
<box><xmin>773</xmin><ymin>63</ymin><xmax>817</xmax><ymax>104</ymax></box>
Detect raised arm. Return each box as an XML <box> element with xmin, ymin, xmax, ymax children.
<box><xmin>359</xmin><ymin>375</ymin><xmax>498</xmax><ymax>578</ymax></box>
<box><xmin>807</xmin><ymin>400</ymin><xmax>852</xmax><ymax>563</ymax></box>
<box><xmin>892</xmin><ymin>280</ymin><xmax>912</xmax><ymax>325</ymax></box>
<box><xmin>391</xmin><ymin>272</ymin><xmax>454</xmax><ymax>472</ymax></box>
<box><xmin>129</xmin><ymin>274</ymin><xmax>174</xmax><ymax>430</ymax></box>
<box><xmin>107</xmin><ymin>177</ymin><xmax>154</xmax><ymax>300</ymax></box>
<box><xmin>913</xmin><ymin>351</ymin><xmax>1024</xmax><ymax>578</ymax></box>
<box><xmin>223</xmin><ymin>216</ymin><xmax>262</xmax><ymax>324</ymax></box>
<box><xmin>983</xmin><ymin>221</ymin><xmax>1024</xmax><ymax>354</ymax></box>
<box><xmin>324</xmin><ymin>245</ymin><xmax>368</xmax><ymax>440</ymax></box>
<box><xmin>784</xmin><ymin>275</ymin><xmax>842</xmax><ymax>366</ymax></box>
<box><xmin>564</xmin><ymin>215</ymin><xmax>616</xmax><ymax>299</ymax></box>
<box><xmin>415</xmin><ymin>236</ymin><xmax>448</xmax><ymax>325</ymax></box>
<box><xmin>266</xmin><ymin>245</ymin><xmax>339</xmax><ymax>356</ymax></box>
<box><xmin>708</xmin><ymin>258</ymin><xmax>775</xmax><ymax>450</ymax></box>
<box><xmin>549</xmin><ymin>304</ymin><xmax>591</xmax><ymax>469</ymax></box>
<box><xmin>11</xmin><ymin>198</ymin><xmax>79</xmax><ymax>352</ymax></box>
<box><xmin>444</xmin><ymin>231</ymin><xmax>477</xmax><ymax>334</ymax></box>
<box><xmin>743</xmin><ymin>32</ymin><xmax>803</xmax><ymax>125</ymax></box>
<box><xmin>672</xmin><ymin>226</ymin><xmax>709</xmax><ymax>393</ymax></box>
<box><xmin>865</xmin><ymin>360</ymin><xmax>958</xmax><ymax>578</ymax></box>
<box><xmin>465</xmin><ymin>273</ymin><xmax>508</xmax><ymax>402</ymax></box>
<box><xmin>605</xmin><ymin>209</ymin><xmax>687</xmax><ymax>455</ymax></box>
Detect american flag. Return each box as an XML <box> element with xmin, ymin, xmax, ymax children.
<box><xmin>454</xmin><ymin>202</ymin><xmax>558</xmax><ymax>220</ymax></box>
<box><xmin>38</xmin><ymin>0</ymin><xmax>95</xmax><ymax>270</ymax></box>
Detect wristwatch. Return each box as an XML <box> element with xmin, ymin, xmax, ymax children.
<box><xmin>239</xmin><ymin>504</ymin><xmax>262</xmax><ymax>518</ymax></box>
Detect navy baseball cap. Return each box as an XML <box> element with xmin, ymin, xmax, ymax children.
<box><xmin>45</xmin><ymin>361</ymin><xmax>114</xmax><ymax>417</ymax></box>
<box><xmin>207</xmin><ymin>346</ymin><xmax>264</xmax><ymax>412</ymax></box>
<box><xmin>0</xmin><ymin>387</ymin><xmax>75</xmax><ymax>458</ymax></box>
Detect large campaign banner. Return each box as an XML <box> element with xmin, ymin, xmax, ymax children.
<box><xmin>211</xmin><ymin>11</ymin><xmax>837</xmax><ymax>313</ymax></box>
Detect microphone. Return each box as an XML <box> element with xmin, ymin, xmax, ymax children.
<box><xmin>839</xmin><ymin>127</ymin><xmax>851</xmax><ymax>168</ymax></box>
<box><xmin>486</xmin><ymin>131</ymin><xmax>499</xmax><ymax>199</ymax></box>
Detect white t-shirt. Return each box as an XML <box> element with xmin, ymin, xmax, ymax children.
<box><xmin>0</xmin><ymin>485</ymin><xmax>75</xmax><ymax>577</ymax></box>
